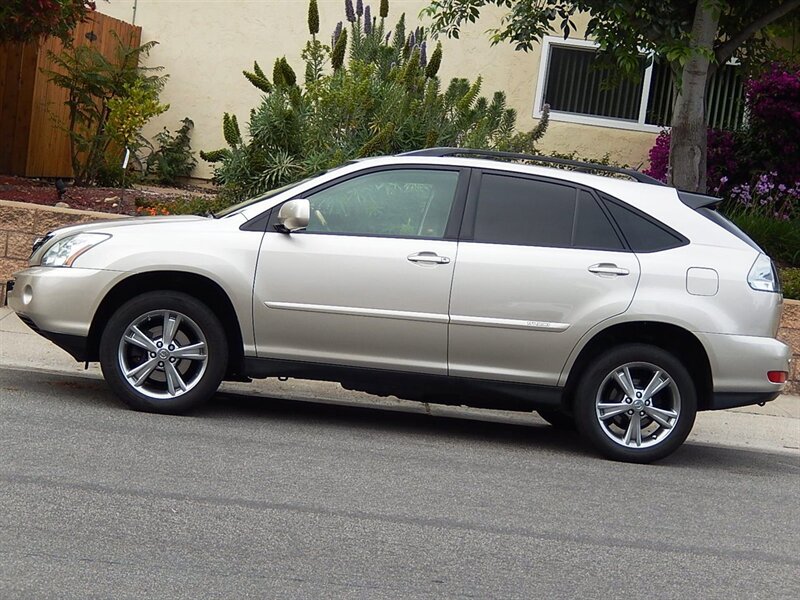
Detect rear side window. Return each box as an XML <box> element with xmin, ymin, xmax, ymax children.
<box><xmin>604</xmin><ymin>198</ymin><xmax>686</xmax><ymax>252</ymax></box>
<box><xmin>473</xmin><ymin>174</ymin><xmax>576</xmax><ymax>247</ymax></box>
<box><xmin>574</xmin><ymin>191</ymin><xmax>625</xmax><ymax>250</ymax></box>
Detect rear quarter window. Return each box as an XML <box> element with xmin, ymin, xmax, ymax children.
<box><xmin>602</xmin><ymin>196</ymin><xmax>687</xmax><ymax>252</ymax></box>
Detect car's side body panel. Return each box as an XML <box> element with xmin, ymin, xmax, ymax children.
<box><xmin>252</xmin><ymin>233</ymin><xmax>457</xmax><ymax>374</ymax></box>
<box><xmin>448</xmin><ymin>242</ymin><xmax>640</xmax><ymax>385</ymax></box>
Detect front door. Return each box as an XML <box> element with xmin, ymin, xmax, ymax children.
<box><xmin>253</xmin><ymin>167</ymin><xmax>466</xmax><ymax>375</ymax></box>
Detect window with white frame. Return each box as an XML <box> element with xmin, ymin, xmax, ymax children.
<box><xmin>534</xmin><ymin>37</ymin><xmax>745</xmax><ymax>132</ymax></box>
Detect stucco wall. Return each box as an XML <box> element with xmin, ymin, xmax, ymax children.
<box><xmin>97</xmin><ymin>1</ymin><xmax>658</xmax><ymax>179</ymax></box>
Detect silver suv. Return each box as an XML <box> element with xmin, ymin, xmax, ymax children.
<box><xmin>6</xmin><ymin>148</ymin><xmax>791</xmax><ymax>462</ymax></box>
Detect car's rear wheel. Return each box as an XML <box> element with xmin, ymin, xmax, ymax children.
<box><xmin>99</xmin><ymin>291</ymin><xmax>228</xmax><ymax>414</ymax></box>
<box><xmin>574</xmin><ymin>344</ymin><xmax>697</xmax><ymax>463</ymax></box>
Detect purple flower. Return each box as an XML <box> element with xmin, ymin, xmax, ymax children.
<box><xmin>332</xmin><ymin>21</ymin><xmax>343</xmax><ymax>45</ymax></box>
<box><xmin>345</xmin><ymin>0</ymin><xmax>355</xmax><ymax>22</ymax></box>
<box><xmin>420</xmin><ymin>41</ymin><xmax>427</xmax><ymax>67</ymax></box>
<box><xmin>364</xmin><ymin>5</ymin><xmax>371</xmax><ymax>33</ymax></box>
<box><xmin>408</xmin><ymin>31</ymin><xmax>415</xmax><ymax>48</ymax></box>
<box><xmin>356</xmin><ymin>0</ymin><xmax>363</xmax><ymax>17</ymax></box>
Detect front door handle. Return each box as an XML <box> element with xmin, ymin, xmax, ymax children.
<box><xmin>408</xmin><ymin>252</ymin><xmax>451</xmax><ymax>265</ymax></box>
<box><xmin>588</xmin><ymin>263</ymin><xmax>630</xmax><ymax>276</ymax></box>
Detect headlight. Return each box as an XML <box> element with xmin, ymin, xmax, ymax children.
<box><xmin>41</xmin><ymin>233</ymin><xmax>111</xmax><ymax>267</ymax></box>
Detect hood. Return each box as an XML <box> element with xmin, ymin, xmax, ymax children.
<box><xmin>50</xmin><ymin>214</ymin><xmax>208</xmax><ymax>238</ymax></box>
<box><xmin>28</xmin><ymin>214</ymin><xmax>221</xmax><ymax>266</ymax></box>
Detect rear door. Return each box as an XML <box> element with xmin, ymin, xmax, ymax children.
<box><xmin>448</xmin><ymin>170</ymin><xmax>641</xmax><ymax>386</ymax></box>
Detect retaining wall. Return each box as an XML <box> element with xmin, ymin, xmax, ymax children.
<box><xmin>0</xmin><ymin>199</ymin><xmax>123</xmax><ymax>303</ymax></box>
<box><xmin>0</xmin><ymin>198</ymin><xmax>798</xmax><ymax>393</ymax></box>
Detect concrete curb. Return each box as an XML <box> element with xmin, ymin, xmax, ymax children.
<box><xmin>1</xmin><ymin>307</ymin><xmax>797</xmax><ymax>457</ymax></box>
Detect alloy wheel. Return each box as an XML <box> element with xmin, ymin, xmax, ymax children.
<box><xmin>594</xmin><ymin>361</ymin><xmax>681</xmax><ymax>449</ymax></box>
<box><xmin>117</xmin><ymin>309</ymin><xmax>208</xmax><ymax>400</ymax></box>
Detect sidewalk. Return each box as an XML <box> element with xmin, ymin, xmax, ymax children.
<box><xmin>1</xmin><ymin>306</ymin><xmax>798</xmax><ymax>456</ymax></box>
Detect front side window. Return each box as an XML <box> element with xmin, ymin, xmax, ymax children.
<box><xmin>303</xmin><ymin>169</ymin><xmax>459</xmax><ymax>238</ymax></box>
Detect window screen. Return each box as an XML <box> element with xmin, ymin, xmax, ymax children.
<box><xmin>543</xmin><ymin>44</ymin><xmax>744</xmax><ymax>130</ymax></box>
<box><xmin>604</xmin><ymin>199</ymin><xmax>685</xmax><ymax>252</ymax></box>
<box><xmin>574</xmin><ymin>191</ymin><xmax>625</xmax><ymax>250</ymax></box>
<box><xmin>544</xmin><ymin>46</ymin><xmax>645</xmax><ymax>121</ymax></box>
<box><xmin>473</xmin><ymin>174</ymin><xmax>576</xmax><ymax>247</ymax></box>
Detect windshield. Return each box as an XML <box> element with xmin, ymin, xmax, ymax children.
<box><xmin>214</xmin><ymin>175</ymin><xmax>321</xmax><ymax>218</ymax></box>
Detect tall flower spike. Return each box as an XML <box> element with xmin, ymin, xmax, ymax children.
<box><xmin>332</xmin><ymin>21</ymin><xmax>343</xmax><ymax>46</ymax></box>
<box><xmin>331</xmin><ymin>28</ymin><xmax>348</xmax><ymax>70</ymax></box>
<box><xmin>356</xmin><ymin>0</ymin><xmax>363</xmax><ymax>18</ymax></box>
<box><xmin>308</xmin><ymin>0</ymin><xmax>319</xmax><ymax>36</ymax></box>
<box><xmin>364</xmin><ymin>5</ymin><xmax>372</xmax><ymax>34</ymax></box>
<box><xmin>345</xmin><ymin>0</ymin><xmax>355</xmax><ymax>22</ymax></box>
<box><xmin>419</xmin><ymin>41</ymin><xmax>427</xmax><ymax>68</ymax></box>
<box><xmin>380</xmin><ymin>0</ymin><xmax>388</xmax><ymax>18</ymax></box>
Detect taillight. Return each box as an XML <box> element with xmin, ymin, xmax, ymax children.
<box><xmin>767</xmin><ymin>371</ymin><xmax>787</xmax><ymax>384</ymax></box>
<box><xmin>748</xmin><ymin>253</ymin><xmax>780</xmax><ymax>293</ymax></box>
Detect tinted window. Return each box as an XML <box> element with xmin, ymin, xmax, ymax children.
<box><xmin>303</xmin><ymin>169</ymin><xmax>459</xmax><ymax>238</ymax></box>
<box><xmin>474</xmin><ymin>174</ymin><xmax>576</xmax><ymax>247</ymax></box>
<box><xmin>574</xmin><ymin>191</ymin><xmax>625</xmax><ymax>250</ymax></box>
<box><xmin>604</xmin><ymin>199</ymin><xmax>685</xmax><ymax>252</ymax></box>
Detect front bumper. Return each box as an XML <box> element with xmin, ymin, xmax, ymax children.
<box><xmin>696</xmin><ymin>331</ymin><xmax>791</xmax><ymax>409</ymax></box>
<box><xmin>6</xmin><ymin>266</ymin><xmax>122</xmax><ymax>351</ymax></box>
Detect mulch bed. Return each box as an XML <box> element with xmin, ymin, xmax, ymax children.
<box><xmin>0</xmin><ymin>175</ymin><xmax>215</xmax><ymax>215</ymax></box>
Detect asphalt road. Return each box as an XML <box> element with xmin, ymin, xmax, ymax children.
<box><xmin>1</xmin><ymin>368</ymin><xmax>799</xmax><ymax>599</ymax></box>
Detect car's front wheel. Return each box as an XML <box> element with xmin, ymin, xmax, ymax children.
<box><xmin>574</xmin><ymin>344</ymin><xmax>697</xmax><ymax>463</ymax></box>
<box><xmin>99</xmin><ymin>291</ymin><xmax>228</xmax><ymax>414</ymax></box>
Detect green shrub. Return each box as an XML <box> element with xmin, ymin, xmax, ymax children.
<box><xmin>146</xmin><ymin>118</ymin><xmax>198</xmax><ymax>184</ymax></box>
<box><xmin>780</xmin><ymin>267</ymin><xmax>800</xmax><ymax>300</ymax></box>
<box><xmin>46</xmin><ymin>34</ymin><xmax>167</xmax><ymax>186</ymax></box>
<box><xmin>728</xmin><ymin>212</ymin><xmax>800</xmax><ymax>267</ymax></box>
<box><xmin>202</xmin><ymin>0</ymin><xmax>550</xmax><ymax>202</ymax></box>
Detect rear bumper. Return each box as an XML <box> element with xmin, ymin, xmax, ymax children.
<box><xmin>696</xmin><ymin>331</ymin><xmax>790</xmax><ymax>409</ymax></box>
<box><xmin>707</xmin><ymin>391</ymin><xmax>781</xmax><ymax>411</ymax></box>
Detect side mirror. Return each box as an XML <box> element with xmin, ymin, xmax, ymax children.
<box><xmin>276</xmin><ymin>199</ymin><xmax>310</xmax><ymax>233</ymax></box>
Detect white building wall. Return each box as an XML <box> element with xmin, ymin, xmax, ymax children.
<box><xmin>99</xmin><ymin>1</ymin><xmax>657</xmax><ymax>179</ymax></box>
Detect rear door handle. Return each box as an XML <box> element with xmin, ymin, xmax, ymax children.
<box><xmin>588</xmin><ymin>263</ymin><xmax>630</xmax><ymax>276</ymax></box>
<box><xmin>408</xmin><ymin>252</ymin><xmax>450</xmax><ymax>265</ymax></box>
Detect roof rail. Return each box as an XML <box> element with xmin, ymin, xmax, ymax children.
<box><xmin>399</xmin><ymin>147</ymin><xmax>665</xmax><ymax>186</ymax></box>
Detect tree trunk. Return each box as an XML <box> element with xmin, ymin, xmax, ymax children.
<box><xmin>668</xmin><ymin>2</ymin><xmax>720</xmax><ymax>192</ymax></box>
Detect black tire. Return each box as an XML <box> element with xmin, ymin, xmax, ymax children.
<box><xmin>573</xmin><ymin>344</ymin><xmax>697</xmax><ymax>463</ymax></box>
<box><xmin>536</xmin><ymin>409</ymin><xmax>576</xmax><ymax>431</ymax></box>
<box><xmin>99</xmin><ymin>291</ymin><xmax>228</xmax><ymax>414</ymax></box>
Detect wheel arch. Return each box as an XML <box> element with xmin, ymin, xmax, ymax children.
<box><xmin>87</xmin><ymin>271</ymin><xmax>245</xmax><ymax>378</ymax></box>
<box><xmin>561</xmin><ymin>321</ymin><xmax>713</xmax><ymax>412</ymax></box>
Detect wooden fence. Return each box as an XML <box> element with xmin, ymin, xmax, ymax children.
<box><xmin>0</xmin><ymin>12</ymin><xmax>141</xmax><ymax>178</ymax></box>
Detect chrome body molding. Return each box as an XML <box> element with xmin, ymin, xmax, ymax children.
<box><xmin>449</xmin><ymin>315</ymin><xmax>570</xmax><ymax>332</ymax></box>
<box><xmin>265</xmin><ymin>301</ymin><xmax>449</xmax><ymax>324</ymax></box>
<box><xmin>264</xmin><ymin>302</ymin><xmax>570</xmax><ymax>332</ymax></box>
